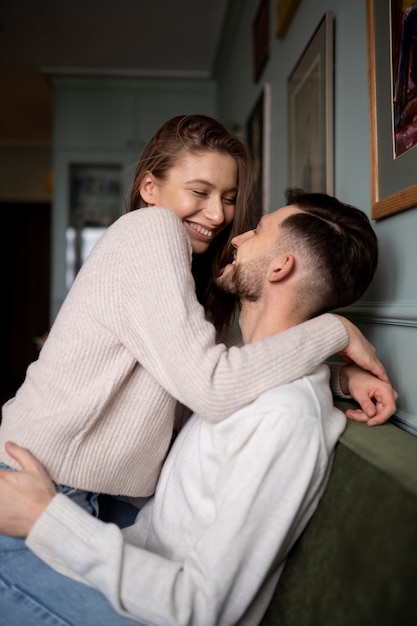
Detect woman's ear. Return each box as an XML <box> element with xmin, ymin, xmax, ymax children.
<box><xmin>268</xmin><ymin>254</ymin><xmax>295</xmax><ymax>283</ymax></box>
<box><xmin>140</xmin><ymin>172</ymin><xmax>158</xmax><ymax>205</ymax></box>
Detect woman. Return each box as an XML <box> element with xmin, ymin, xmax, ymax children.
<box><xmin>0</xmin><ymin>115</ymin><xmax>389</xmax><ymax>507</ymax></box>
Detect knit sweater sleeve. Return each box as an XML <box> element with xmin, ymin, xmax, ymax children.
<box><xmin>94</xmin><ymin>207</ymin><xmax>348</xmax><ymax>422</ymax></box>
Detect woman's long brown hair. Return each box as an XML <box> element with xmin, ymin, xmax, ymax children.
<box><xmin>128</xmin><ymin>114</ymin><xmax>258</xmax><ymax>333</ymax></box>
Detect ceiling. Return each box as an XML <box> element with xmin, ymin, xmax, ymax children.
<box><xmin>0</xmin><ymin>0</ymin><xmax>230</xmax><ymax>144</ymax></box>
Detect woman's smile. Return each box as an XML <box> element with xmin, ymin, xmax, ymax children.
<box><xmin>185</xmin><ymin>220</ymin><xmax>217</xmax><ymax>241</ymax></box>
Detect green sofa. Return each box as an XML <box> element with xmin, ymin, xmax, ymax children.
<box><xmin>261</xmin><ymin>409</ymin><xmax>417</xmax><ymax>626</ymax></box>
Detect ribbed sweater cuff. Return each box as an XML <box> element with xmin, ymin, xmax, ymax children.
<box><xmin>310</xmin><ymin>313</ymin><xmax>349</xmax><ymax>352</ymax></box>
<box><xmin>328</xmin><ymin>361</ymin><xmax>352</xmax><ymax>399</ymax></box>
<box><xmin>27</xmin><ymin>493</ymin><xmax>99</xmax><ymax>570</ymax></box>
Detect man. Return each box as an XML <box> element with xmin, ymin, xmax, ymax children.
<box><xmin>0</xmin><ymin>190</ymin><xmax>395</xmax><ymax>626</ymax></box>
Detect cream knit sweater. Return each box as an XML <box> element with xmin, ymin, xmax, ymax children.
<box><xmin>0</xmin><ymin>208</ymin><xmax>348</xmax><ymax>497</ymax></box>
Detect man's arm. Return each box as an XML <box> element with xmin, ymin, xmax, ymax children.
<box><xmin>339</xmin><ymin>365</ymin><xmax>398</xmax><ymax>425</ymax></box>
<box><xmin>328</xmin><ymin>362</ymin><xmax>397</xmax><ymax>425</ymax></box>
<box><xmin>0</xmin><ymin>442</ymin><xmax>56</xmax><ymax>537</ymax></box>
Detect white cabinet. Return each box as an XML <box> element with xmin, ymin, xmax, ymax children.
<box><xmin>50</xmin><ymin>74</ymin><xmax>218</xmax><ymax>151</ymax></box>
<box><xmin>136</xmin><ymin>90</ymin><xmax>218</xmax><ymax>142</ymax></box>
<box><xmin>54</xmin><ymin>90</ymin><xmax>135</xmax><ymax>151</ymax></box>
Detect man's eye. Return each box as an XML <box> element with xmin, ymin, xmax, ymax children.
<box><xmin>193</xmin><ymin>190</ymin><xmax>207</xmax><ymax>197</ymax></box>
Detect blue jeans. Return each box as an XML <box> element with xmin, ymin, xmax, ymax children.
<box><xmin>0</xmin><ymin>535</ymin><xmax>141</xmax><ymax>625</ymax></box>
<box><xmin>0</xmin><ymin>465</ymin><xmax>142</xmax><ymax>625</ymax></box>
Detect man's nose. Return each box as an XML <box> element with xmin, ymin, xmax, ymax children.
<box><xmin>232</xmin><ymin>229</ymin><xmax>255</xmax><ymax>248</ymax></box>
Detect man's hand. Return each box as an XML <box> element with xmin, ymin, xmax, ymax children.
<box><xmin>0</xmin><ymin>442</ymin><xmax>56</xmax><ymax>537</ymax></box>
<box><xmin>333</xmin><ymin>315</ymin><xmax>389</xmax><ymax>383</ymax></box>
<box><xmin>339</xmin><ymin>365</ymin><xmax>398</xmax><ymax>426</ymax></box>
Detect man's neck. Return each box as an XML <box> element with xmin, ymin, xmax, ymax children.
<box><xmin>238</xmin><ymin>300</ymin><xmax>304</xmax><ymax>344</ymax></box>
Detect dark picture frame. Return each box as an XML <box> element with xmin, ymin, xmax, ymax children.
<box><xmin>252</xmin><ymin>0</ymin><xmax>270</xmax><ymax>83</ymax></box>
<box><xmin>287</xmin><ymin>12</ymin><xmax>334</xmax><ymax>194</ymax></box>
<box><xmin>246</xmin><ymin>84</ymin><xmax>271</xmax><ymax>220</ymax></box>
<box><xmin>67</xmin><ymin>163</ymin><xmax>122</xmax><ymax>284</ymax></box>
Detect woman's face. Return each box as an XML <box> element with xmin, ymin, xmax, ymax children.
<box><xmin>141</xmin><ymin>150</ymin><xmax>238</xmax><ymax>254</ymax></box>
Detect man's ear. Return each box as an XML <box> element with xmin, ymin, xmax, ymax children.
<box><xmin>140</xmin><ymin>172</ymin><xmax>158</xmax><ymax>205</ymax></box>
<box><xmin>268</xmin><ymin>254</ymin><xmax>295</xmax><ymax>283</ymax></box>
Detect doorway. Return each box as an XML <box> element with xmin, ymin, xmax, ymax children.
<box><xmin>0</xmin><ymin>202</ymin><xmax>51</xmax><ymax>407</ymax></box>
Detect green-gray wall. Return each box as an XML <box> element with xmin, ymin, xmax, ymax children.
<box><xmin>215</xmin><ymin>0</ymin><xmax>417</xmax><ymax>434</ymax></box>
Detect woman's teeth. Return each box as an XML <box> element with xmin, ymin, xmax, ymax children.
<box><xmin>190</xmin><ymin>223</ymin><xmax>213</xmax><ymax>237</ymax></box>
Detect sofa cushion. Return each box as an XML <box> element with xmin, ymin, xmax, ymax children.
<box><xmin>261</xmin><ymin>419</ymin><xmax>417</xmax><ymax>626</ymax></box>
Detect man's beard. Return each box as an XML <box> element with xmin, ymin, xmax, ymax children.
<box><xmin>215</xmin><ymin>257</ymin><xmax>268</xmax><ymax>302</ymax></box>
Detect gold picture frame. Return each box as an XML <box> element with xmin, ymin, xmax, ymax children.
<box><xmin>275</xmin><ymin>0</ymin><xmax>302</xmax><ymax>39</ymax></box>
<box><xmin>367</xmin><ymin>0</ymin><xmax>417</xmax><ymax>219</ymax></box>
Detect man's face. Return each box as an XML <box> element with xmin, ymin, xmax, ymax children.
<box><xmin>216</xmin><ymin>205</ymin><xmax>303</xmax><ymax>301</ymax></box>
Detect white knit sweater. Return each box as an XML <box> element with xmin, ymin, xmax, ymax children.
<box><xmin>0</xmin><ymin>207</ymin><xmax>348</xmax><ymax>496</ymax></box>
<box><xmin>27</xmin><ymin>365</ymin><xmax>346</xmax><ymax>625</ymax></box>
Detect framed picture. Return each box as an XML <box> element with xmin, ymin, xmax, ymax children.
<box><xmin>275</xmin><ymin>0</ymin><xmax>302</xmax><ymax>39</ymax></box>
<box><xmin>367</xmin><ymin>0</ymin><xmax>417</xmax><ymax>219</ymax></box>
<box><xmin>67</xmin><ymin>163</ymin><xmax>122</xmax><ymax>286</ymax></box>
<box><xmin>287</xmin><ymin>12</ymin><xmax>334</xmax><ymax>194</ymax></box>
<box><xmin>252</xmin><ymin>0</ymin><xmax>270</xmax><ymax>83</ymax></box>
<box><xmin>246</xmin><ymin>84</ymin><xmax>271</xmax><ymax>220</ymax></box>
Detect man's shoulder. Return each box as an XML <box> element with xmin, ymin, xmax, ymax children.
<box><xmin>211</xmin><ymin>365</ymin><xmax>332</xmax><ymax>440</ymax></box>
<box><xmin>255</xmin><ymin>364</ymin><xmax>331</xmax><ymax>409</ymax></box>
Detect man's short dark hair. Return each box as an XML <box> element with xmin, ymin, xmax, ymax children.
<box><xmin>282</xmin><ymin>187</ymin><xmax>379</xmax><ymax>315</ymax></box>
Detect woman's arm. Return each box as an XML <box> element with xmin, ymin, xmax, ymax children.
<box><xmin>100</xmin><ymin>208</ymin><xmax>386</xmax><ymax>423</ymax></box>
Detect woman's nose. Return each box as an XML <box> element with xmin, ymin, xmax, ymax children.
<box><xmin>204</xmin><ymin>196</ymin><xmax>225</xmax><ymax>225</ymax></box>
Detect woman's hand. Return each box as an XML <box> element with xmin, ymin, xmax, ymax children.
<box><xmin>0</xmin><ymin>442</ymin><xmax>56</xmax><ymax>537</ymax></box>
<box><xmin>339</xmin><ymin>365</ymin><xmax>398</xmax><ymax>426</ymax></box>
<box><xmin>333</xmin><ymin>315</ymin><xmax>389</xmax><ymax>383</ymax></box>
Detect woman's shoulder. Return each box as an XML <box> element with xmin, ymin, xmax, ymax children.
<box><xmin>115</xmin><ymin>206</ymin><xmax>183</xmax><ymax>230</ymax></box>
<box><xmin>97</xmin><ymin>207</ymin><xmax>191</xmax><ymax>260</ymax></box>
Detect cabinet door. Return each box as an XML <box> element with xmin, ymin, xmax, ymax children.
<box><xmin>54</xmin><ymin>91</ymin><xmax>135</xmax><ymax>151</ymax></box>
